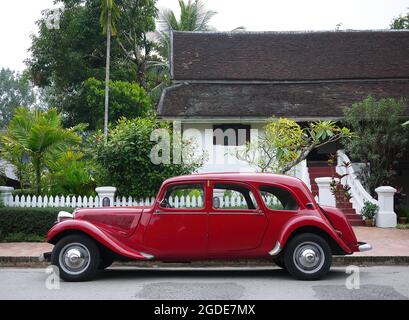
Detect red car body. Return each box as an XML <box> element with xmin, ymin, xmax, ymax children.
<box><xmin>45</xmin><ymin>173</ymin><xmax>370</xmax><ymax>281</ymax></box>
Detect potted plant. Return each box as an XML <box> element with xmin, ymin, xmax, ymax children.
<box><xmin>328</xmin><ymin>154</ymin><xmax>352</xmax><ymax>207</ymax></box>
<box><xmin>398</xmin><ymin>208</ymin><xmax>408</xmax><ymax>225</ymax></box>
<box><xmin>360</xmin><ymin>201</ymin><xmax>379</xmax><ymax>227</ymax></box>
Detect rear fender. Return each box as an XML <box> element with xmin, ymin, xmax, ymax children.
<box><xmin>47</xmin><ymin>220</ymin><xmax>148</xmax><ymax>260</ymax></box>
<box><xmin>277</xmin><ymin>215</ymin><xmax>353</xmax><ymax>254</ymax></box>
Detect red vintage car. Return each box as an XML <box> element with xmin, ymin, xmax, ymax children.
<box><xmin>42</xmin><ymin>173</ymin><xmax>371</xmax><ymax>281</ymax></box>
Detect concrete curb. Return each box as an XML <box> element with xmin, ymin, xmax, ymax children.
<box><xmin>1</xmin><ymin>256</ymin><xmax>409</xmax><ymax>268</ymax></box>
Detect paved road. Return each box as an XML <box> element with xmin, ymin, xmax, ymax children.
<box><xmin>0</xmin><ymin>266</ymin><xmax>408</xmax><ymax>300</ymax></box>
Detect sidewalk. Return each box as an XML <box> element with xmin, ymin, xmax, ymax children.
<box><xmin>353</xmin><ymin>227</ymin><xmax>409</xmax><ymax>257</ymax></box>
<box><xmin>0</xmin><ymin>227</ymin><xmax>408</xmax><ymax>267</ymax></box>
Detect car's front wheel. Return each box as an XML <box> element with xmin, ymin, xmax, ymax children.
<box><xmin>51</xmin><ymin>234</ymin><xmax>100</xmax><ymax>282</ymax></box>
<box><xmin>283</xmin><ymin>233</ymin><xmax>332</xmax><ymax>280</ymax></box>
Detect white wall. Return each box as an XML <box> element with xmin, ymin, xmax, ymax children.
<box><xmin>182</xmin><ymin>123</ymin><xmax>265</xmax><ymax>173</ymax></box>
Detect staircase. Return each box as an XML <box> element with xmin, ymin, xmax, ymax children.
<box><xmin>308</xmin><ymin>162</ymin><xmax>365</xmax><ymax>226</ymax></box>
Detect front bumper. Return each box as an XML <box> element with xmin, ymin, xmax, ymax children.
<box><xmin>358</xmin><ymin>242</ymin><xmax>372</xmax><ymax>252</ymax></box>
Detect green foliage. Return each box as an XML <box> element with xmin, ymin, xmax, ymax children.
<box><xmin>100</xmin><ymin>0</ymin><xmax>121</xmax><ymax>35</ymax></box>
<box><xmin>0</xmin><ymin>108</ymin><xmax>81</xmax><ymax>194</ymax></box>
<box><xmin>92</xmin><ymin>116</ymin><xmax>203</xmax><ymax>197</ymax></box>
<box><xmin>26</xmin><ymin>0</ymin><xmax>139</xmax><ymax>127</ymax></box>
<box><xmin>360</xmin><ymin>201</ymin><xmax>379</xmax><ymax>220</ymax></box>
<box><xmin>114</xmin><ymin>0</ymin><xmax>158</xmax><ymax>88</ymax></box>
<box><xmin>44</xmin><ymin>150</ymin><xmax>97</xmax><ymax>196</ymax></box>
<box><xmin>0</xmin><ymin>207</ymin><xmax>70</xmax><ymax>242</ymax></box>
<box><xmin>82</xmin><ymin>77</ymin><xmax>152</xmax><ymax>129</ymax></box>
<box><xmin>391</xmin><ymin>12</ymin><xmax>409</xmax><ymax>29</ymax></box>
<box><xmin>2</xmin><ymin>233</ymin><xmax>46</xmax><ymax>243</ymax></box>
<box><xmin>0</xmin><ymin>68</ymin><xmax>36</xmax><ymax>129</ymax></box>
<box><xmin>343</xmin><ymin>96</ymin><xmax>409</xmax><ymax>194</ymax></box>
<box><xmin>236</xmin><ymin>118</ymin><xmax>352</xmax><ymax>173</ymax></box>
<box><xmin>397</xmin><ymin>207</ymin><xmax>409</xmax><ymax>219</ymax></box>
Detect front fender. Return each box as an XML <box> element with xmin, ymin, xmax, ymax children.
<box><xmin>47</xmin><ymin>220</ymin><xmax>147</xmax><ymax>260</ymax></box>
<box><xmin>277</xmin><ymin>215</ymin><xmax>353</xmax><ymax>254</ymax></box>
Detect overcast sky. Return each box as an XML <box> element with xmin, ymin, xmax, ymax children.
<box><xmin>0</xmin><ymin>0</ymin><xmax>408</xmax><ymax>71</ymax></box>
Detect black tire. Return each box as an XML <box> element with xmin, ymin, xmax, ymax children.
<box><xmin>283</xmin><ymin>233</ymin><xmax>332</xmax><ymax>280</ymax></box>
<box><xmin>98</xmin><ymin>257</ymin><xmax>114</xmax><ymax>270</ymax></box>
<box><xmin>273</xmin><ymin>256</ymin><xmax>286</xmax><ymax>269</ymax></box>
<box><xmin>51</xmin><ymin>234</ymin><xmax>100</xmax><ymax>282</ymax></box>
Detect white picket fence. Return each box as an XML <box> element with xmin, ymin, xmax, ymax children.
<box><xmin>3</xmin><ymin>193</ymin><xmax>282</xmax><ymax>209</ymax></box>
<box><xmin>4</xmin><ymin>194</ymin><xmax>156</xmax><ymax>208</ymax></box>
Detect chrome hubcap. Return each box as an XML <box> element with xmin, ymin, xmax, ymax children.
<box><xmin>293</xmin><ymin>242</ymin><xmax>325</xmax><ymax>274</ymax></box>
<box><xmin>59</xmin><ymin>243</ymin><xmax>90</xmax><ymax>275</ymax></box>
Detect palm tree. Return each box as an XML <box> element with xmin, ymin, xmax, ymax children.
<box><xmin>157</xmin><ymin>0</ymin><xmax>217</xmax><ymax>60</ymax></box>
<box><xmin>147</xmin><ymin>0</ymin><xmax>216</xmax><ymax>101</ymax></box>
<box><xmin>0</xmin><ymin>108</ymin><xmax>80</xmax><ymax>194</ymax></box>
<box><xmin>100</xmin><ymin>0</ymin><xmax>120</xmax><ymax>141</ymax></box>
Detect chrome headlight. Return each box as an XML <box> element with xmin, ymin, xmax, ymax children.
<box><xmin>57</xmin><ymin>211</ymin><xmax>73</xmax><ymax>223</ymax></box>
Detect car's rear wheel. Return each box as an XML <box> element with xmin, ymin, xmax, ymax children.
<box><xmin>283</xmin><ymin>233</ymin><xmax>332</xmax><ymax>280</ymax></box>
<box><xmin>51</xmin><ymin>234</ymin><xmax>100</xmax><ymax>282</ymax></box>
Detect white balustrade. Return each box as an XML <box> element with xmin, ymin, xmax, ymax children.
<box><xmin>336</xmin><ymin>150</ymin><xmax>378</xmax><ymax>213</ymax></box>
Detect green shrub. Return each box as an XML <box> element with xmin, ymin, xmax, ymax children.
<box><xmin>82</xmin><ymin>77</ymin><xmax>152</xmax><ymax>130</ymax></box>
<box><xmin>398</xmin><ymin>207</ymin><xmax>409</xmax><ymax>219</ymax></box>
<box><xmin>2</xmin><ymin>233</ymin><xmax>46</xmax><ymax>242</ymax></box>
<box><xmin>91</xmin><ymin>116</ymin><xmax>204</xmax><ymax>197</ymax></box>
<box><xmin>0</xmin><ymin>207</ymin><xmax>71</xmax><ymax>242</ymax></box>
<box><xmin>360</xmin><ymin>201</ymin><xmax>379</xmax><ymax>220</ymax></box>
<box><xmin>343</xmin><ymin>96</ymin><xmax>409</xmax><ymax>195</ymax></box>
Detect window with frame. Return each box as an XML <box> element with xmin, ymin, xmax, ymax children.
<box><xmin>259</xmin><ymin>185</ymin><xmax>299</xmax><ymax>211</ymax></box>
<box><xmin>213</xmin><ymin>124</ymin><xmax>251</xmax><ymax>146</ymax></box>
<box><xmin>161</xmin><ymin>184</ymin><xmax>204</xmax><ymax>209</ymax></box>
<box><xmin>212</xmin><ymin>183</ymin><xmax>258</xmax><ymax>210</ymax></box>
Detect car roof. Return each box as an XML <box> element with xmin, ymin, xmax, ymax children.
<box><xmin>163</xmin><ymin>172</ymin><xmax>305</xmax><ymax>188</ymax></box>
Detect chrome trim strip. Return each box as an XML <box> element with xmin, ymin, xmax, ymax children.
<box><xmin>209</xmin><ymin>212</ymin><xmax>262</xmax><ymax>215</ymax></box>
<box><xmin>140</xmin><ymin>252</ymin><xmax>155</xmax><ymax>260</ymax></box>
<box><xmin>358</xmin><ymin>243</ymin><xmax>372</xmax><ymax>252</ymax></box>
<box><xmin>154</xmin><ymin>212</ymin><xmax>206</xmax><ymax>215</ymax></box>
<box><xmin>269</xmin><ymin>241</ymin><xmax>282</xmax><ymax>256</ymax></box>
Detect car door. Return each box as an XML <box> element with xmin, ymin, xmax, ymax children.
<box><xmin>142</xmin><ymin>181</ymin><xmax>208</xmax><ymax>259</ymax></box>
<box><xmin>207</xmin><ymin>181</ymin><xmax>268</xmax><ymax>254</ymax></box>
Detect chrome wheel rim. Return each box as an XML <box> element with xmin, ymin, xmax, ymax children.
<box><xmin>293</xmin><ymin>241</ymin><xmax>325</xmax><ymax>274</ymax></box>
<box><xmin>59</xmin><ymin>243</ymin><xmax>91</xmax><ymax>275</ymax></box>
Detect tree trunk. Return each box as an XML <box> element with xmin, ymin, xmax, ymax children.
<box><xmin>104</xmin><ymin>9</ymin><xmax>112</xmax><ymax>142</ymax></box>
<box><xmin>34</xmin><ymin>157</ymin><xmax>41</xmax><ymax>195</ymax></box>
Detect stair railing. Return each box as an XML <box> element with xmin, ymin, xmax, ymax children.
<box><xmin>336</xmin><ymin>150</ymin><xmax>378</xmax><ymax>214</ymax></box>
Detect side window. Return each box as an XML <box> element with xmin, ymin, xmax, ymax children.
<box><xmin>161</xmin><ymin>184</ymin><xmax>204</xmax><ymax>209</ymax></box>
<box><xmin>213</xmin><ymin>183</ymin><xmax>258</xmax><ymax>210</ymax></box>
<box><xmin>259</xmin><ymin>185</ymin><xmax>299</xmax><ymax>211</ymax></box>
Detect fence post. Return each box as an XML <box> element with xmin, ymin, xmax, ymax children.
<box><xmin>315</xmin><ymin>177</ymin><xmax>337</xmax><ymax>207</ymax></box>
<box><xmin>95</xmin><ymin>187</ymin><xmax>117</xmax><ymax>207</ymax></box>
<box><xmin>375</xmin><ymin>186</ymin><xmax>397</xmax><ymax>228</ymax></box>
<box><xmin>0</xmin><ymin>186</ymin><xmax>14</xmax><ymax>206</ymax></box>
